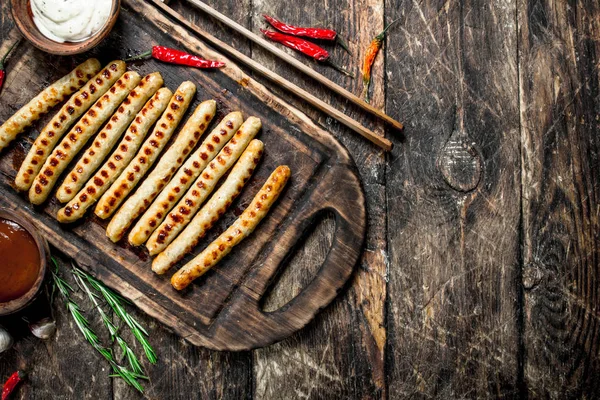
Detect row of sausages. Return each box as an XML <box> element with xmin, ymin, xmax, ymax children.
<box><xmin>0</xmin><ymin>58</ymin><xmax>291</xmax><ymax>290</ymax></box>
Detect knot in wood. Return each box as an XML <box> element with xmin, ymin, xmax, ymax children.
<box><xmin>437</xmin><ymin>130</ymin><xmax>482</xmax><ymax>192</ymax></box>
<box><xmin>522</xmin><ymin>262</ymin><xmax>543</xmax><ymax>290</ymax></box>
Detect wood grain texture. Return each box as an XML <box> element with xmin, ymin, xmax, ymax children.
<box><xmin>2</xmin><ymin>0</ymin><xmax>600</xmax><ymax>397</ymax></box>
<box><xmin>141</xmin><ymin>2</ymin><xmax>256</xmax><ymax>397</ymax></box>
<box><xmin>518</xmin><ymin>0</ymin><xmax>600</xmax><ymax>397</ymax></box>
<box><xmin>246</xmin><ymin>0</ymin><xmax>390</xmax><ymax>397</ymax></box>
<box><xmin>384</xmin><ymin>0</ymin><xmax>521</xmax><ymax>397</ymax></box>
<box><xmin>0</xmin><ymin>0</ymin><xmax>366</xmax><ymax>352</ymax></box>
<box><xmin>0</xmin><ymin>253</ymin><xmax>114</xmax><ymax>399</ymax></box>
<box><xmin>181</xmin><ymin>0</ymin><xmax>403</xmax><ymax>132</ymax></box>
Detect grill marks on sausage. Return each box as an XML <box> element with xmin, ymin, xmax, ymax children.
<box><xmin>169</xmin><ymin>165</ymin><xmax>290</xmax><ymax>288</ymax></box>
<box><xmin>126</xmin><ymin>99</ymin><xmax>224</xmax><ymax>246</ymax></box>
<box><xmin>27</xmin><ymin>66</ymin><xmax>134</xmax><ymax>203</ymax></box>
<box><xmin>147</xmin><ymin>136</ymin><xmax>262</xmax><ymax>259</ymax></box>
<box><xmin>96</xmin><ymin>85</ymin><xmax>191</xmax><ymax>225</ymax></box>
<box><xmin>56</xmin><ymin>83</ymin><xmax>169</xmax><ymax>223</ymax></box>
<box><xmin>57</xmin><ymin>72</ymin><xmax>163</xmax><ymax>203</ymax></box>
<box><xmin>18</xmin><ymin>62</ymin><xmax>121</xmax><ymax>192</ymax></box>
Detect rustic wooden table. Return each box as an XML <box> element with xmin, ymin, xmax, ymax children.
<box><xmin>1</xmin><ymin>0</ymin><xmax>599</xmax><ymax>398</ymax></box>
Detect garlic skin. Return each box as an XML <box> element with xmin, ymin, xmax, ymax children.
<box><xmin>0</xmin><ymin>325</ymin><xmax>13</xmax><ymax>353</ymax></box>
<box><xmin>29</xmin><ymin>318</ymin><xmax>57</xmax><ymax>340</ymax></box>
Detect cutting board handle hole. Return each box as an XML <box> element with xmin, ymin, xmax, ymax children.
<box><xmin>261</xmin><ymin>210</ymin><xmax>336</xmax><ymax>312</ymax></box>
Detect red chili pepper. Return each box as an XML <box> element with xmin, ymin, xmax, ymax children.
<box><xmin>361</xmin><ymin>18</ymin><xmax>399</xmax><ymax>103</ymax></box>
<box><xmin>0</xmin><ymin>41</ymin><xmax>19</xmax><ymax>94</ymax></box>
<box><xmin>263</xmin><ymin>15</ymin><xmax>351</xmax><ymax>54</ymax></box>
<box><xmin>260</xmin><ymin>29</ymin><xmax>353</xmax><ymax>77</ymax></box>
<box><xmin>2</xmin><ymin>371</ymin><xmax>26</xmax><ymax>400</ymax></box>
<box><xmin>126</xmin><ymin>46</ymin><xmax>225</xmax><ymax>69</ymax></box>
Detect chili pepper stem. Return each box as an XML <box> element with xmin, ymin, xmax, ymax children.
<box><xmin>324</xmin><ymin>60</ymin><xmax>354</xmax><ymax>78</ymax></box>
<box><xmin>376</xmin><ymin>17</ymin><xmax>401</xmax><ymax>40</ymax></box>
<box><xmin>361</xmin><ymin>79</ymin><xmax>371</xmax><ymax>103</ymax></box>
<box><xmin>123</xmin><ymin>50</ymin><xmax>153</xmax><ymax>63</ymax></box>
<box><xmin>0</xmin><ymin>41</ymin><xmax>20</xmax><ymax>70</ymax></box>
<box><xmin>336</xmin><ymin>35</ymin><xmax>352</xmax><ymax>55</ymax></box>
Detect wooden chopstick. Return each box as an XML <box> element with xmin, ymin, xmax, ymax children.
<box><xmin>148</xmin><ymin>0</ymin><xmax>393</xmax><ymax>151</ymax></box>
<box><xmin>183</xmin><ymin>0</ymin><xmax>403</xmax><ymax>132</ymax></box>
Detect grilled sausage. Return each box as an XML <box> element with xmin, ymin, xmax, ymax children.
<box><xmin>0</xmin><ymin>59</ymin><xmax>101</xmax><ymax>152</ymax></box>
<box><xmin>106</xmin><ymin>99</ymin><xmax>215</xmax><ymax>242</ymax></box>
<box><xmin>28</xmin><ymin>71</ymin><xmax>141</xmax><ymax>205</ymax></box>
<box><xmin>170</xmin><ymin>165</ymin><xmax>291</xmax><ymax>290</ymax></box>
<box><xmin>128</xmin><ymin>111</ymin><xmax>244</xmax><ymax>246</ymax></box>
<box><xmin>57</xmin><ymin>88</ymin><xmax>173</xmax><ymax>223</ymax></box>
<box><xmin>145</xmin><ymin>118</ymin><xmax>261</xmax><ymax>255</ymax></box>
<box><xmin>95</xmin><ymin>81</ymin><xmax>196</xmax><ymax>222</ymax></box>
<box><xmin>56</xmin><ymin>72</ymin><xmax>164</xmax><ymax>203</ymax></box>
<box><xmin>152</xmin><ymin>139</ymin><xmax>264</xmax><ymax>274</ymax></box>
<box><xmin>15</xmin><ymin>61</ymin><xmax>126</xmax><ymax>191</ymax></box>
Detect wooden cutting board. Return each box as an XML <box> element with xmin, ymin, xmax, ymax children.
<box><xmin>0</xmin><ymin>0</ymin><xmax>366</xmax><ymax>350</ymax></box>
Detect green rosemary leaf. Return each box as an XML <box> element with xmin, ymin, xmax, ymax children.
<box><xmin>73</xmin><ymin>270</ymin><xmax>146</xmax><ymax>376</ymax></box>
<box><xmin>73</xmin><ymin>266</ymin><xmax>157</xmax><ymax>364</ymax></box>
<box><xmin>51</xmin><ymin>260</ymin><xmax>146</xmax><ymax>393</ymax></box>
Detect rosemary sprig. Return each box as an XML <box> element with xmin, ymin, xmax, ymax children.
<box><xmin>50</xmin><ymin>258</ymin><xmax>147</xmax><ymax>393</ymax></box>
<box><xmin>72</xmin><ymin>270</ymin><xmax>145</xmax><ymax>375</ymax></box>
<box><xmin>74</xmin><ymin>267</ymin><xmax>157</xmax><ymax>364</ymax></box>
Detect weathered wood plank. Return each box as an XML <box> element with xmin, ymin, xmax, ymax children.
<box><xmin>0</xmin><ymin>0</ymin><xmax>366</xmax><ymax>350</ymax></box>
<box><xmin>167</xmin><ymin>0</ymin><xmax>252</xmax><ymax>56</ymax></box>
<box><xmin>0</xmin><ymin>6</ymin><xmax>114</xmax><ymax>398</ymax></box>
<box><xmin>384</xmin><ymin>0</ymin><xmax>521</xmax><ymax>397</ymax></box>
<box><xmin>1</xmin><ymin>0</ymin><xmax>367</xmax><ymax>398</ymax></box>
<box><xmin>113</xmin><ymin>319</ymin><xmax>252</xmax><ymax>399</ymax></box>
<box><xmin>114</xmin><ymin>0</ymin><xmax>255</xmax><ymax>397</ymax></box>
<box><xmin>247</xmin><ymin>0</ymin><xmax>389</xmax><ymax>398</ymax></box>
<box><xmin>518</xmin><ymin>0</ymin><xmax>600</xmax><ymax>397</ymax></box>
<box><xmin>0</xmin><ymin>251</ymin><xmax>114</xmax><ymax>400</ymax></box>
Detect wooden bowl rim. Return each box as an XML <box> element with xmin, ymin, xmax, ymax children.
<box><xmin>0</xmin><ymin>207</ymin><xmax>49</xmax><ymax>316</ymax></box>
<box><xmin>10</xmin><ymin>0</ymin><xmax>121</xmax><ymax>56</ymax></box>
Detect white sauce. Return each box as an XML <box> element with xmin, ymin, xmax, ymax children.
<box><xmin>30</xmin><ymin>0</ymin><xmax>112</xmax><ymax>43</ymax></box>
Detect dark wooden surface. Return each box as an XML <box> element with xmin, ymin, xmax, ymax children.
<box><xmin>0</xmin><ymin>0</ymin><xmax>599</xmax><ymax>398</ymax></box>
<box><xmin>0</xmin><ymin>0</ymin><xmax>367</xmax><ymax>351</ymax></box>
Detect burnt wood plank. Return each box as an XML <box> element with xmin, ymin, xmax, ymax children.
<box><xmin>384</xmin><ymin>0</ymin><xmax>521</xmax><ymax>397</ymax></box>
<box><xmin>518</xmin><ymin>0</ymin><xmax>600</xmax><ymax>397</ymax></box>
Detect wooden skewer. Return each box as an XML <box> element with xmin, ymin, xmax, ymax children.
<box><xmin>148</xmin><ymin>0</ymin><xmax>393</xmax><ymax>151</ymax></box>
<box><xmin>182</xmin><ymin>0</ymin><xmax>403</xmax><ymax>132</ymax></box>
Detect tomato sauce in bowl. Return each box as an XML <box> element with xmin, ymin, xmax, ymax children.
<box><xmin>0</xmin><ymin>209</ymin><xmax>48</xmax><ymax>315</ymax></box>
<box><xmin>0</xmin><ymin>218</ymin><xmax>41</xmax><ymax>303</ymax></box>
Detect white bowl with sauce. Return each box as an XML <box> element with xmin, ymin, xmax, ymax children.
<box><xmin>10</xmin><ymin>0</ymin><xmax>121</xmax><ymax>56</ymax></box>
<box><xmin>0</xmin><ymin>208</ymin><xmax>49</xmax><ymax>316</ymax></box>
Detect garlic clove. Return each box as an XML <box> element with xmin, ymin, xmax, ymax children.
<box><xmin>0</xmin><ymin>324</ymin><xmax>13</xmax><ymax>353</ymax></box>
<box><xmin>29</xmin><ymin>317</ymin><xmax>57</xmax><ymax>340</ymax></box>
